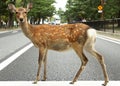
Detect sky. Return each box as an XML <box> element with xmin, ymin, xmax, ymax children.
<box><xmin>54</xmin><ymin>0</ymin><xmax>67</xmax><ymax>11</ymax></box>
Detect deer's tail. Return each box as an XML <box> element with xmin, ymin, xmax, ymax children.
<box><xmin>84</xmin><ymin>28</ymin><xmax>97</xmax><ymax>50</ymax></box>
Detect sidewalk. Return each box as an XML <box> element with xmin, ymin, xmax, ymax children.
<box><xmin>97</xmin><ymin>30</ymin><xmax>120</xmax><ymax>40</ymax></box>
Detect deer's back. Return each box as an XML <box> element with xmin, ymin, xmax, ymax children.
<box><xmin>30</xmin><ymin>23</ymin><xmax>90</xmax><ymax>51</ymax></box>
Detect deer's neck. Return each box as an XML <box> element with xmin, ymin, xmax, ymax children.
<box><xmin>19</xmin><ymin>21</ymin><xmax>33</xmax><ymax>38</ymax></box>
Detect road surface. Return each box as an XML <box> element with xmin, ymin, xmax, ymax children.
<box><xmin>0</xmin><ymin>30</ymin><xmax>120</xmax><ymax>82</ymax></box>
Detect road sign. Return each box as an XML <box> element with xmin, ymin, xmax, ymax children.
<box><xmin>98</xmin><ymin>5</ymin><xmax>103</xmax><ymax>10</ymax></box>
<box><xmin>98</xmin><ymin>10</ymin><xmax>103</xmax><ymax>13</ymax></box>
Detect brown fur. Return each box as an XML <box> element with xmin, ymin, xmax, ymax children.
<box><xmin>22</xmin><ymin>23</ymin><xmax>89</xmax><ymax>46</ymax></box>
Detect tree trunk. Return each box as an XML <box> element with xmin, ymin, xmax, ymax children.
<box><xmin>38</xmin><ymin>18</ymin><xmax>41</xmax><ymax>24</ymax></box>
<box><xmin>118</xmin><ymin>11</ymin><xmax>120</xmax><ymax>27</ymax></box>
<box><xmin>0</xmin><ymin>15</ymin><xmax>1</xmax><ymax>28</ymax></box>
<box><xmin>42</xmin><ymin>18</ymin><xmax>45</xmax><ymax>24</ymax></box>
<box><xmin>8</xmin><ymin>12</ymin><xmax>14</xmax><ymax>28</ymax></box>
<box><xmin>118</xmin><ymin>20</ymin><xmax>120</xmax><ymax>27</ymax></box>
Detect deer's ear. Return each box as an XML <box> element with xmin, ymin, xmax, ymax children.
<box><xmin>27</xmin><ymin>3</ymin><xmax>33</xmax><ymax>12</ymax></box>
<box><xmin>8</xmin><ymin>4</ymin><xmax>16</xmax><ymax>13</ymax></box>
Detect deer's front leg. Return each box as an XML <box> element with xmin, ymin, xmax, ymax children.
<box><xmin>70</xmin><ymin>42</ymin><xmax>88</xmax><ymax>84</ymax></box>
<box><xmin>42</xmin><ymin>49</ymin><xmax>48</xmax><ymax>81</ymax></box>
<box><xmin>33</xmin><ymin>47</ymin><xmax>45</xmax><ymax>84</ymax></box>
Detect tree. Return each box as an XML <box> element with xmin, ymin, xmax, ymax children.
<box><xmin>104</xmin><ymin>0</ymin><xmax>120</xmax><ymax>27</ymax></box>
<box><xmin>0</xmin><ymin>0</ymin><xmax>8</xmax><ymax>27</ymax></box>
<box><xmin>65</xmin><ymin>0</ymin><xmax>101</xmax><ymax>23</ymax></box>
<box><xmin>104</xmin><ymin>0</ymin><xmax>119</xmax><ymax>18</ymax></box>
<box><xmin>64</xmin><ymin>0</ymin><xmax>120</xmax><ymax>25</ymax></box>
<box><xmin>57</xmin><ymin>8</ymin><xmax>67</xmax><ymax>23</ymax></box>
<box><xmin>0</xmin><ymin>0</ymin><xmax>56</xmax><ymax>28</ymax></box>
<box><xmin>115</xmin><ymin>0</ymin><xmax>120</xmax><ymax>27</ymax></box>
<box><xmin>28</xmin><ymin>0</ymin><xmax>55</xmax><ymax>24</ymax></box>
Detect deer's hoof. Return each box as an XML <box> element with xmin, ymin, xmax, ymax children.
<box><xmin>102</xmin><ymin>83</ymin><xmax>107</xmax><ymax>86</ymax></box>
<box><xmin>33</xmin><ymin>81</ymin><xmax>37</xmax><ymax>84</ymax></box>
<box><xmin>70</xmin><ymin>82</ymin><xmax>74</xmax><ymax>84</ymax></box>
<box><xmin>102</xmin><ymin>80</ymin><xmax>109</xmax><ymax>86</ymax></box>
<box><xmin>42</xmin><ymin>77</ymin><xmax>47</xmax><ymax>81</ymax></box>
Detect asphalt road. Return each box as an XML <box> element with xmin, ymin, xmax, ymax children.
<box><xmin>0</xmin><ymin>30</ymin><xmax>120</xmax><ymax>81</ymax></box>
<box><xmin>0</xmin><ymin>30</ymin><xmax>30</xmax><ymax>62</ymax></box>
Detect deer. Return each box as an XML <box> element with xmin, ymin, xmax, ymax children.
<box><xmin>8</xmin><ymin>3</ymin><xmax>109</xmax><ymax>86</ymax></box>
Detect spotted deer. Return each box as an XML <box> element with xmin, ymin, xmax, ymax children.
<box><xmin>8</xmin><ymin>3</ymin><xmax>109</xmax><ymax>86</ymax></box>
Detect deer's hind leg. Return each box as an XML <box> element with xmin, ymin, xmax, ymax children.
<box><xmin>85</xmin><ymin>46</ymin><xmax>109</xmax><ymax>86</ymax></box>
<box><xmin>84</xmin><ymin>29</ymin><xmax>109</xmax><ymax>86</ymax></box>
<box><xmin>70</xmin><ymin>42</ymin><xmax>88</xmax><ymax>84</ymax></box>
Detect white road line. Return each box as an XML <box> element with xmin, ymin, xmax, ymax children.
<box><xmin>97</xmin><ymin>35</ymin><xmax>120</xmax><ymax>45</ymax></box>
<box><xmin>0</xmin><ymin>29</ymin><xmax>20</xmax><ymax>34</ymax></box>
<box><xmin>11</xmin><ymin>30</ymin><xmax>18</xmax><ymax>33</ymax></box>
<box><xmin>0</xmin><ymin>81</ymin><xmax>119</xmax><ymax>86</ymax></box>
<box><xmin>0</xmin><ymin>31</ymin><xmax>11</xmax><ymax>34</ymax></box>
<box><xmin>0</xmin><ymin>43</ymin><xmax>33</xmax><ymax>71</ymax></box>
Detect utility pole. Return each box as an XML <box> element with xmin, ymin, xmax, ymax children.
<box><xmin>100</xmin><ymin>0</ymin><xmax>104</xmax><ymax>20</ymax></box>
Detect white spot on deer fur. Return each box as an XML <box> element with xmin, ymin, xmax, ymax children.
<box><xmin>75</xmin><ymin>24</ymin><xmax>78</xmax><ymax>27</ymax></box>
<box><xmin>39</xmin><ymin>38</ymin><xmax>41</xmax><ymax>40</ymax></box>
<box><xmin>74</xmin><ymin>30</ymin><xmax>76</xmax><ymax>33</ymax></box>
<box><xmin>79</xmin><ymin>28</ymin><xmax>82</xmax><ymax>30</ymax></box>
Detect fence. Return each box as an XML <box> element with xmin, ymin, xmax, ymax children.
<box><xmin>82</xmin><ymin>18</ymin><xmax>120</xmax><ymax>33</ymax></box>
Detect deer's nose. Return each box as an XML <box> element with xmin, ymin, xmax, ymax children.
<box><xmin>20</xmin><ymin>18</ymin><xmax>23</xmax><ymax>22</ymax></box>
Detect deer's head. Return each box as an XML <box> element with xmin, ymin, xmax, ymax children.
<box><xmin>8</xmin><ymin>3</ymin><xmax>32</xmax><ymax>23</ymax></box>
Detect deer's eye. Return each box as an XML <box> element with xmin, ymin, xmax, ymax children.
<box><xmin>24</xmin><ymin>12</ymin><xmax>27</xmax><ymax>14</ymax></box>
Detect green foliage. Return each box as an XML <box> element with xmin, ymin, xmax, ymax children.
<box><xmin>0</xmin><ymin>0</ymin><xmax>119</xmax><ymax>26</ymax></box>
<box><xmin>0</xmin><ymin>0</ymin><xmax>8</xmax><ymax>16</ymax></box>
<box><xmin>0</xmin><ymin>0</ymin><xmax>56</xmax><ymax>26</ymax></box>
<box><xmin>0</xmin><ymin>0</ymin><xmax>9</xmax><ymax>27</ymax></box>
<box><xmin>57</xmin><ymin>8</ymin><xmax>67</xmax><ymax>23</ymax></box>
<box><xmin>64</xmin><ymin>0</ymin><xmax>120</xmax><ymax>23</ymax></box>
<box><xmin>28</xmin><ymin>0</ymin><xmax>55</xmax><ymax>23</ymax></box>
<box><xmin>104</xmin><ymin>0</ymin><xmax>120</xmax><ymax>18</ymax></box>
<box><xmin>15</xmin><ymin>0</ymin><xmax>56</xmax><ymax>22</ymax></box>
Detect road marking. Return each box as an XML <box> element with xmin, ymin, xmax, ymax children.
<box><xmin>11</xmin><ymin>30</ymin><xmax>18</xmax><ymax>33</ymax></box>
<box><xmin>97</xmin><ymin>35</ymin><xmax>120</xmax><ymax>45</ymax></box>
<box><xmin>0</xmin><ymin>31</ymin><xmax>11</xmax><ymax>34</ymax></box>
<box><xmin>0</xmin><ymin>29</ymin><xmax>20</xmax><ymax>34</ymax></box>
<box><xmin>0</xmin><ymin>81</ymin><xmax>119</xmax><ymax>86</ymax></box>
<box><xmin>0</xmin><ymin>43</ymin><xmax>33</xmax><ymax>71</ymax></box>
